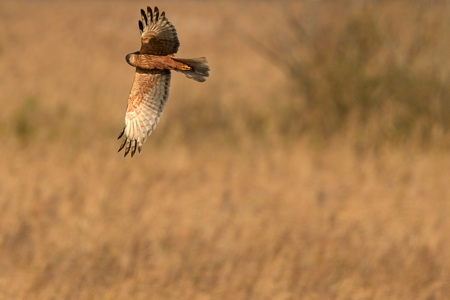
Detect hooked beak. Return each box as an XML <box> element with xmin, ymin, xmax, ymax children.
<box><xmin>125</xmin><ymin>51</ymin><xmax>140</xmax><ymax>66</ymax></box>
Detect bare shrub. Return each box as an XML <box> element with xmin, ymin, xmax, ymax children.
<box><xmin>238</xmin><ymin>0</ymin><xmax>450</xmax><ymax>147</ymax></box>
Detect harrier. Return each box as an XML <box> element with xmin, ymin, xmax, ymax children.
<box><xmin>118</xmin><ymin>5</ymin><xmax>209</xmax><ymax>157</ymax></box>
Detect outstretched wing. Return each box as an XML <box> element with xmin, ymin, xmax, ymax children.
<box><xmin>139</xmin><ymin>6</ymin><xmax>180</xmax><ymax>55</ymax></box>
<box><xmin>118</xmin><ymin>69</ymin><xmax>171</xmax><ymax>157</ymax></box>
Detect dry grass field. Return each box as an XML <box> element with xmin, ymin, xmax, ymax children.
<box><xmin>1</xmin><ymin>0</ymin><xmax>450</xmax><ymax>299</ymax></box>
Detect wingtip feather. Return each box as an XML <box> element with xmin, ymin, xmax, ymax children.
<box><xmin>118</xmin><ymin>139</ymin><xmax>126</xmax><ymax>152</ymax></box>
<box><xmin>118</xmin><ymin>128</ymin><xmax>125</xmax><ymax>139</ymax></box>
<box><xmin>147</xmin><ymin>6</ymin><xmax>153</xmax><ymax>22</ymax></box>
<box><xmin>118</xmin><ymin>135</ymin><xmax>142</xmax><ymax>158</ymax></box>
<box><xmin>140</xmin><ymin>9</ymin><xmax>148</xmax><ymax>25</ymax></box>
<box><xmin>154</xmin><ymin>7</ymin><xmax>160</xmax><ymax>20</ymax></box>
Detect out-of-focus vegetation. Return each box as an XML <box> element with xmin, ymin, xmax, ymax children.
<box><xmin>1</xmin><ymin>1</ymin><xmax>450</xmax><ymax>299</ymax></box>
<box><xmin>235</xmin><ymin>0</ymin><xmax>450</xmax><ymax>148</ymax></box>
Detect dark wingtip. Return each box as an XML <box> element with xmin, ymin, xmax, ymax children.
<box><xmin>140</xmin><ymin>9</ymin><xmax>148</xmax><ymax>25</ymax></box>
<box><xmin>154</xmin><ymin>6</ymin><xmax>159</xmax><ymax>20</ymax></box>
<box><xmin>121</xmin><ymin>139</ymin><xmax>139</xmax><ymax>158</ymax></box>
<box><xmin>131</xmin><ymin>141</ymin><xmax>137</xmax><ymax>157</ymax></box>
<box><xmin>118</xmin><ymin>128</ymin><xmax>125</xmax><ymax>139</ymax></box>
<box><xmin>118</xmin><ymin>139</ymin><xmax>126</xmax><ymax>153</ymax></box>
<box><xmin>147</xmin><ymin>6</ymin><xmax>153</xmax><ymax>22</ymax></box>
<box><xmin>124</xmin><ymin>145</ymin><xmax>131</xmax><ymax>157</ymax></box>
<box><xmin>117</xmin><ymin>130</ymin><xmax>141</xmax><ymax>158</ymax></box>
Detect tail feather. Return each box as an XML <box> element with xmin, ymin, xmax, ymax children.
<box><xmin>174</xmin><ymin>57</ymin><xmax>209</xmax><ymax>82</ymax></box>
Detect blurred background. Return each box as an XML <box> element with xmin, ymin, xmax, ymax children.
<box><xmin>1</xmin><ymin>0</ymin><xmax>450</xmax><ymax>298</ymax></box>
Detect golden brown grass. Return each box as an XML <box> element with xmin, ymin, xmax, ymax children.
<box><xmin>2</xmin><ymin>142</ymin><xmax>450</xmax><ymax>299</ymax></box>
<box><xmin>1</xmin><ymin>1</ymin><xmax>450</xmax><ymax>299</ymax></box>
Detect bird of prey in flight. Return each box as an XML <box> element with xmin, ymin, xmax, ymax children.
<box><xmin>118</xmin><ymin>5</ymin><xmax>209</xmax><ymax>157</ymax></box>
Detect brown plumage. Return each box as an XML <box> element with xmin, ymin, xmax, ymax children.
<box><xmin>118</xmin><ymin>5</ymin><xmax>210</xmax><ymax>157</ymax></box>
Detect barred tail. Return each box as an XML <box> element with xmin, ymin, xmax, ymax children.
<box><xmin>174</xmin><ymin>57</ymin><xmax>210</xmax><ymax>82</ymax></box>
